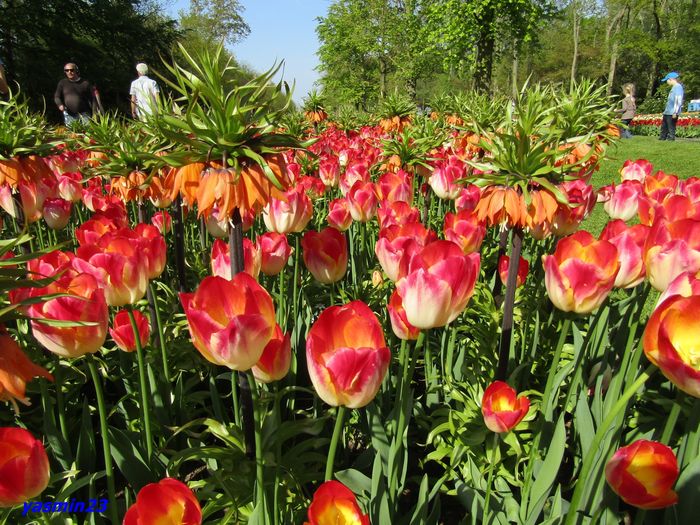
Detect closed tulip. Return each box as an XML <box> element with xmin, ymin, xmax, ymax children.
<box><xmin>306</xmin><ymin>301</ymin><xmax>390</xmax><ymax>408</ymax></box>
<box><xmin>552</xmin><ymin>180</ymin><xmax>596</xmax><ymax>236</ymax></box>
<box><xmin>327</xmin><ymin>198</ymin><xmax>353</xmax><ymax>231</ymax></box>
<box><xmin>211</xmin><ymin>238</ymin><xmax>261</xmax><ymax>280</ymax></box>
<box><xmin>600</xmin><ymin>220</ymin><xmax>649</xmax><ymax>288</ymax></box>
<box><xmin>301</xmin><ymin>227</ymin><xmax>348</xmax><ymax>284</ymax></box>
<box><xmin>252</xmin><ymin>324</ymin><xmax>291</xmax><ymax>383</ymax></box>
<box><xmin>27</xmin><ymin>274</ymin><xmax>109</xmax><ymax>358</ymax></box>
<box><xmin>180</xmin><ymin>274</ymin><xmax>276</xmax><ymax>371</ymax></box>
<box><xmin>644</xmin><ymin>218</ymin><xmax>700</xmax><ymax>292</ymax></box>
<box><xmin>481</xmin><ymin>381</ymin><xmax>530</xmax><ymax>433</ymax></box>
<box><xmin>123</xmin><ymin>477</ymin><xmax>202</xmax><ymax>525</ymax></box>
<box><xmin>498</xmin><ymin>255</ymin><xmax>529</xmax><ymax>288</ymax></box>
<box><xmin>135</xmin><ymin>224</ymin><xmax>167</xmax><ymax>279</ymax></box>
<box><xmin>643</xmin><ymin>295</ymin><xmax>700</xmax><ymax>397</ymax></box>
<box><xmin>396</xmin><ymin>240</ymin><xmax>480</xmax><ymax>329</ymax></box>
<box><xmin>0</xmin><ymin>331</ymin><xmax>53</xmax><ymax>411</ymax></box>
<box><xmin>429</xmin><ymin>161</ymin><xmax>463</xmax><ymax>200</ymax></box>
<box><xmin>377</xmin><ymin>200</ymin><xmax>420</xmax><ymax>229</ymax></box>
<box><xmin>375</xmin><ymin>223</ymin><xmax>437</xmax><ymax>282</ymax></box>
<box><xmin>304</xmin><ymin>480</ymin><xmax>369</xmax><ymax>525</ymax></box>
<box><xmin>444</xmin><ymin>210</ymin><xmax>487</xmax><ymax>254</ymax></box>
<box><xmin>605</xmin><ymin>440</ymin><xmax>678</xmax><ymax>509</ymax></box>
<box><xmin>542</xmin><ymin>231</ymin><xmax>619</xmax><ymax>314</ymax></box>
<box><xmin>0</xmin><ymin>428</ymin><xmax>50</xmax><ymax>507</ymax></box>
<box><xmin>74</xmin><ymin>229</ymin><xmax>148</xmax><ymax>306</ymax></box>
<box><xmin>263</xmin><ymin>187</ymin><xmax>313</xmax><ymax>233</ymax></box>
<box><xmin>57</xmin><ymin>172</ymin><xmax>83</xmax><ymax>202</ymax></box>
<box><xmin>602</xmin><ymin>181</ymin><xmax>642</xmax><ymax>222</ymax></box>
<box><xmin>257</xmin><ymin>232</ymin><xmax>292</xmax><ymax>276</ymax></box>
<box><xmin>319</xmin><ymin>156</ymin><xmax>340</xmax><ymax>187</ymax></box>
<box><xmin>377</xmin><ymin>169</ymin><xmax>413</xmax><ymax>203</ymax></box>
<box><xmin>151</xmin><ymin>210</ymin><xmax>172</xmax><ymax>234</ymax></box>
<box><xmin>620</xmin><ymin>159</ymin><xmax>653</xmax><ymax>182</ymax></box>
<box><xmin>43</xmin><ymin>198</ymin><xmax>72</xmax><ymax>230</ymax></box>
<box><xmin>387</xmin><ymin>290</ymin><xmax>420</xmax><ymax>340</ymax></box>
<box><xmin>347</xmin><ymin>181</ymin><xmax>378</xmax><ymax>222</ymax></box>
<box><xmin>455</xmin><ymin>184</ymin><xmax>481</xmax><ymax>213</ymax></box>
<box><xmin>110</xmin><ymin>310</ymin><xmax>150</xmax><ymax>353</ymax></box>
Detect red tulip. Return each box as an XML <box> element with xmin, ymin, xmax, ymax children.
<box><xmin>327</xmin><ymin>198</ymin><xmax>353</xmax><ymax>231</ymax></box>
<box><xmin>304</xmin><ymin>480</ymin><xmax>369</xmax><ymax>525</ymax></box>
<box><xmin>110</xmin><ymin>310</ymin><xmax>150</xmax><ymax>353</ymax></box>
<box><xmin>263</xmin><ymin>187</ymin><xmax>313</xmax><ymax>233</ymax></box>
<box><xmin>455</xmin><ymin>184</ymin><xmax>482</xmax><ymax>212</ymax></box>
<box><xmin>643</xmin><ymin>295</ymin><xmax>700</xmax><ymax>397</ymax></box>
<box><xmin>620</xmin><ymin>159</ymin><xmax>653</xmax><ymax>182</ymax></box>
<box><xmin>74</xmin><ymin>229</ymin><xmax>148</xmax><ymax>306</ymax></box>
<box><xmin>347</xmin><ymin>181</ymin><xmax>378</xmax><ymax>222</ymax></box>
<box><xmin>377</xmin><ymin>169</ymin><xmax>413</xmax><ymax>203</ymax></box>
<box><xmin>0</xmin><ymin>330</ymin><xmax>53</xmax><ymax>411</ymax></box>
<box><xmin>180</xmin><ymin>275</ymin><xmax>276</xmax><ymax>371</ymax></box>
<box><xmin>43</xmin><ymin>198</ymin><xmax>72</xmax><ymax>230</ymax></box>
<box><xmin>375</xmin><ymin>223</ymin><xmax>437</xmax><ymax>283</ymax></box>
<box><xmin>123</xmin><ymin>477</ymin><xmax>202</xmax><ymax>525</ymax></box>
<box><xmin>377</xmin><ymin>201</ymin><xmax>420</xmax><ymax>229</ymax></box>
<box><xmin>396</xmin><ymin>240</ymin><xmax>480</xmax><ymax>329</ymax></box>
<box><xmin>542</xmin><ymin>231</ymin><xmax>619</xmax><ymax>314</ymax></box>
<box><xmin>552</xmin><ymin>180</ymin><xmax>596</xmax><ymax>236</ymax></box>
<box><xmin>301</xmin><ymin>227</ymin><xmax>348</xmax><ymax>284</ymax></box>
<box><xmin>252</xmin><ymin>324</ymin><xmax>291</xmax><ymax>383</ymax></box>
<box><xmin>644</xmin><ymin>218</ymin><xmax>700</xmax><ymax>292</ymax></box>
<box><xmin>306</xmin><ymin>301</ymin><xmax>390</xmax><ymax>408</ymax></box>
<box><xmin>27</xmin><ymin>274</ymin><xmax>109</xmax><ymax>358</ymax></box>
<box><xmin>319</xmin><ymin>156</ymin><xmax>340</xmax><ymax>187</ymax></box>
<box><xmin>498</xmin><ymin>255</ymin><xmax>529</xmax><ymax>288</ymax></box>
<box><xmin>605</xmin><ymin>440</ymin><xmax>678</xmax><ymax>509</ymax></box>
<box><xmin>210</xmin><ymin>238</ymin><xmax>261</xmax><ymax>280</ymax></box>
<box><xmin>443</xmin><ymin>210</ymin><xmax>486</xmax><ymax>254</ymax></box>
<box><xmin>0</xmin><ymin>427</ymin><xmax>50</xmax><ymax>507</ymax></box>
<box><xmin>135</xmin><ymin>224</ymin><xmax>167</xmax><ymax>279</ymax></box>
<box><xmin>481</xmin><ymin>381</ymin><xmax>530</xmax><ymax>433</ymax></box>
<box><xmin>257</xmin><ymin>232</ymin><xmax>292</xmax><ymax>276</ymax></box>
<box><xmin>387</xmin><ymin>290</ymin><xmax>420</xmax><ymax>340</ymax></box>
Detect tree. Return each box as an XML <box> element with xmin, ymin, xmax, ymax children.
<box><xmin>178</xmin><ymin>0</ymin><xmax>250</xmax><ymax>48</ymax></box>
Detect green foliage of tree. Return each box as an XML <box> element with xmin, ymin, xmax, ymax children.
<box><xmin>0</xmin><ymin>0</ymin><xmax>181</xmax><ymax>119</ymax></box>
<box><xmin>178</xmin><ymin>0</ymin><xmax>250</xmax><ymax>48</ymax></box>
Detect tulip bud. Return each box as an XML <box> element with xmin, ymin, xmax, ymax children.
<box><xmin>481</xmin><ymin>381</ymin><xmax>530</xmax><ymax>433</ymax></box>
<box><xmin>257</xmin><ymin>232</ymin><xmax>292</xmax><ymax>276</ymax></box>
<box><xmin>0</xmin><ymin>427</ymin><xmax>50</xmax><ymax>507</ymax></box>
<box><xmin>43</xmin><ymin>198</ymin><xmax>72</xmax><ymax>230</ymax></box>
<box><xmin>109</xmin><ymin>310</ymin><xmax>150</xmax><ymax>352</ymax></box>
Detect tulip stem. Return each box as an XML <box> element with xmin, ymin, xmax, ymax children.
<box><xmin>149</xmin><ymin>283</ymin><xmax>170</xmax><ymax>384</ymax></box>
<box><xmin>496</xmin><ymin>228</ymin><xmax>522</xmax><ymax>381</ymax></box>
<box><xmin>86</xmin><ymin>354</ymin><xmax>119</xmax><ymax>525</ymax></box>
<box><xmin>565</xmin><ymin>364</ymin><xmax>656</xmax><ymax>525</ymax></box>
<box><xmin>247</xmin><ymin>372</ymin><xmax>267</xmax><ymax>521</ymax></box>
<box><xmin>231</xmin><ymin>372</ymin><xmax>241</xmax><ymax>427</ymax></box>
<box><xmin>127</xmin><ymin>305</ymin><xmax>153</xmax><ymax>463</ymax></box>
<box><xmin>54</xmin><ymin>358</ymin><xmax>70</xmax><ymax>444</ymax></box>
<box><xmin>325</xmin><ymin>405</ymin><xmax>347</xmax><ymax>481</ymax></box>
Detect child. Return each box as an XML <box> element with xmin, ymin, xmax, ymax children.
<box><xmin>619</xmin><ymin>83</ymin><xmax>636</xmax><ymax>139</ymax></box>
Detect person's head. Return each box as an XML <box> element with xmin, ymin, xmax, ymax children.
<box><xmin>136</xmin><ymin>63</ymin><xmax>149</xmax><ymax>77</ymax></box>
<box><xmin>662</xmin><ymin>72</ymin><xmax>680</xmax><ymax>86</ymax></box>
<box><xmin>622</xmin><ymin>83</ymin><xmax>635</xmax><ymax>97</ymax></box>
<box><xmin>63</xmin><ymin>63</ymin><xmax>79</xmax><ymax>79</ymax></box>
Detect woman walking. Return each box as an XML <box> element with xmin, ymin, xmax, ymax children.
<box><xmin>618</xmin><ymin>83</ymin><xmax>636</xmax><ymax>139</ymax></box>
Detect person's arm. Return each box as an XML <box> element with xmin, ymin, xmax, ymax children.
<box><xmin>672</xmin><ymin>88</ymin><xmax>683</xmax><ymax>117</ymax></box>
<box><xmin>92</xmin><ymin>85</ymin><xmax>104</xmax><ymax>114</ymax></box>
<box><xmin>131</xmin><ymin>95</ymin><xmax>138</xmax><ymax>118</ymax></box>
<box><xmin>0</xmin><ymin>63</ymin><xmax>8</xmax><ymax>95</ymax></box>
<box><xmin>54</xmin><ymin>80</ymin><xmax>65</xmax><ymax>112</ymax></box>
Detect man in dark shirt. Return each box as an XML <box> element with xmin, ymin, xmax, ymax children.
<box><xmin>54</xmin><ymin>63</ymin><xmax>95</xmax><ymax>126</ymax></box>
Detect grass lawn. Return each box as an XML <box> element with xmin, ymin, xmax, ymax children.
<box><xmin>583</xmin><ymin>136</ymin><xmax>700</xmax><ymax>235</ymax></box>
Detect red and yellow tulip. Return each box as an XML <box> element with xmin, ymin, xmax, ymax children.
<box><xmin>123</xmin><ymin>477</ymin><xmax>202</xmax><ymax>525</ymax></box>
<box><xmin>304</xmin><ymin>480</ymin><xmax>370</xmax><ymax>525</ymax></box>
<box><xmin>481</xmin><ymin>381</ymin><xmax>530</xmax><ymax>433</ymax></box>
<box><xmin>301</xmin><ymin>227</ymin><xmax>348</xmax><ymax>284</ymax></box>
<box><xmin>0</xmin><ymin>427</ymin><xmax>50</xmax><ymax>507</ymax></box>
<box><xmin>109</xmin><ymin>310</ymin><xmax>150</xmax><ymax>353</ymax></box>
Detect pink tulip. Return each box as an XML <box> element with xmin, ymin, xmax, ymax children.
<box><xmin>211</xmin><ymin>238</ymin><xmax>261</xmax><ymax>280</ymax></box>
<box><xmin>377</xmin><ymin>170</ymin><xmax>413</xmax><ymax>203</ymax></box>
<box><xmin>301</xmin><ymin>227</ymin><xmax>348</xmax><ymax>284</ymax></box>
<box><xmin>375</xmin><ymin>223</ymin><xmax>437</xmax><ymax>282</ymax></box>
<box><xmin>644</xmin><ymin>218</ymin><xmax>700</xmax><ymax>292</ymax></box>
<box><xmin>263</xmin><ymin>187</ymin><xmax>313</xmax><ymax>233</ymax></box>
<box><xmin>444</xmin><ymin>210</ymin><xmax>487</xmax><ymax>254</ymax></box>
<box><xmin>319</xmin><ymin>156</ymin><xmax>340</xmax><ymax>187</ymax></box>
<box><xmin>151</xmin><ymin>210</ymin><xmax>172</xmax><ymax>234</ymax></box>
<box><xmin>602</xmin><ymin>181</ymin><xmax>642</xmax><ymax>222</ymax></box>
<box><xmin>347</xmin><ymin>181</ymin><xmax>378</xmax><ymax>222</ymax></box>
<box><xmin>257</xmin><ymin>232</ymin><xmax>291</xmax><ymax>276</ymax></box>
<box><xmin>327</xmin><ymin>198</ymin><xmax>353</xmax><ymax>231</ymax></box>
<box><xmin>110</xmin><ymin>309</ymin><xmax>150</xmax><ymax>353</ymax></box>
<box><xmin>600</xmin><ymin>220</ymin><xmax>650</xmax><ymax>288</ymax></box>
<box><xmin>43</xmin><ymin>198</ymin><xmax>72</xmax><ymax>230</ymax></box>
<box><xmin>620</xmin><ymin>159</ymin><xmax>653</xmax><ymax>182</ymax></box>
<box><xmin>377</xmin><ymin>200</ymin><xmax>421</xmax><ymax>229</ymax></box>
<box><xmin>387</xmin><ymin>290</ymin><xmax>420</xmax><ymax>340</ymax></box>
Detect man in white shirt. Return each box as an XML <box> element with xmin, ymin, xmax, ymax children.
<box><xmin>130</xmin><ymin>63</ymin><xmax>159</xmax><ymax>120</ymax></box>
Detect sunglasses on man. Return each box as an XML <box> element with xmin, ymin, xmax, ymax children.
<box><xmin>64</xmin><ymin>68</ymin><xmax>77</xmax><ymax>73</ymax></box>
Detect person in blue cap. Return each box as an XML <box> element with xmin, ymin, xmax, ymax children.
<box><xmin>659</xmin><ymin>72</ymin><xmax>684</xmax><ymax>141</ymax></box>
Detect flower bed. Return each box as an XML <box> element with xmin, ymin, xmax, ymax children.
<box><xmin>630</xmin><ymin>113</ymin><xmax>700</xmax><ymax>138</ymax></box>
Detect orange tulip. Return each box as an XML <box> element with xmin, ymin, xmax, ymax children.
<box><xmin>123</xmin><ymin>477</ymin><xmax>202</xmax><ymax>525</ymax></box>
<box><xmin>377</xmin><ymin>169</ymin><xmax>413</xmax><ymax>203</ymax></box>
<box><xmin>301</xmin><ymin>227</ymin><xmax>348</xmax><ymax>284</ymax></box>
<box><xmin>304</xmin><ymin>481</ymin><xmax>369</xmax><ymax>525</ymax></box>
<box><xmin>0</xmin><ymin>330</ymin><xmax>53</xmax><ymax>412</ymax></box>
<box><xmin>542</xmin><ymin>231</ymin><xmax>619</xmax><ymax>314</ymax></box>
<box><xmin>180</xmin><ymin>275</ymin><xmax>276</xmax><ymax>371</ymax></box>
<box><xmin>481</xmin><ymin>381</ymin><xmax>530</xmax><ymax>433</ymax></box>
<box><xmin>109</xmin><ymin>310</ymin><xmax>150</xmax><ymax>353</ymax></box>
<box><xmin>643</xmin><ymin>295</ymin><xmax>700</xmax><ymax>397</ymax></box>
<box><xmin>377</xmin><ymin>200</ymin><xmax>420</xmax><ymax>229</ymax></box>
<box><xmin>0</xmin><ymin>427</ymin><xmax>50</xmax><ymax>507</ymax></box>
<box><xmin>306</xmin><ymin>301</ymin><xmax>390</xmax><ymax>408</ymax></box>
<box><xmin>605</xmin><ymin>440</ymin><xmax>678</xmax><ymax>509</ymax></box>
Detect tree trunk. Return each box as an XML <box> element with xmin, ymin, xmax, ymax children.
<box><xmin>474</xmin><ymin>7</ymin><xmax>495</xmax><ymax>93</ymax></box>
<box><xmin>512</xmin><ymin>44</ymin><xmax>519</xmax><ymax>99</ymax></box>
<box><xmin>607</xmin><ymin>39</ymin><xmax>619</xmax><ymax>96</ymax></box>
<box><xmin>647</xmin><ymin>0</ymin><xmax>663</xmax><ymax>97</ymax></box>
<box><xmin>570</xmin><ymin>4</ymin><xmax>581</xmax><ymax>86</ymax></box>
<box><xmin>406</xmin><ymin>76</ymin><xmax>416</xmax><ymax>102</ymax></box>
<box><xmin>606</xmin><ymin>7</ymin><xmax>628</xmax><ymax>96</ymax></box>
<box><xmin>379</xmin><ymin>57</ymin><xmax>387</xmax><ymax>99</ymax></box>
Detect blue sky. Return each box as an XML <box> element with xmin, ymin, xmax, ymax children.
<box><xmin>165</xmin><ymin>0</ymin><xmax>330</xmax><ymax>102</ymax></box>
